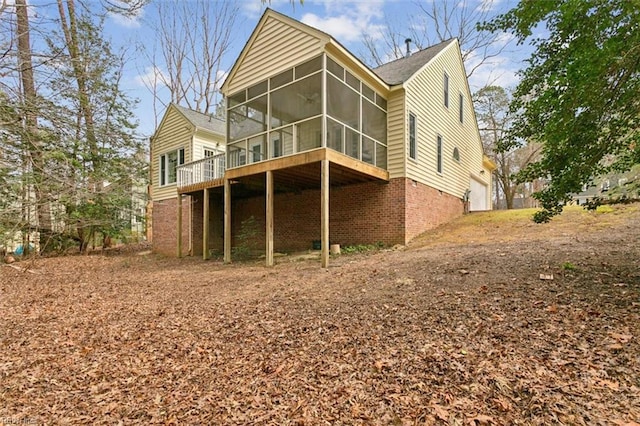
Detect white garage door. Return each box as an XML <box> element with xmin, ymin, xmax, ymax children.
<box><xmin>469</xmin><ymin>177</ymin><xmax>488</xmax><ymax>211</ymax></box>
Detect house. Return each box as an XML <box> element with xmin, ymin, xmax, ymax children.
<box><xmin>572</xmin><ymin>165</ymin><xmax>640</xmax><ymax>206</ymax></box>
<box><xmin>149</xmin><ymin>103</ymin><xmax>226</xmax><ymax>256</ymax></box>
<box><xmin>150</xmin><ymin>9</ymin><xmax>494</xmax><ymax>267</ymax></box>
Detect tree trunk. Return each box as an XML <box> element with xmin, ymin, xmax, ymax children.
<box><xmin>57</xmin><ymin>0</ymin><xmax>102</xmax><ymax>252</ymax></box>
<box><xmin>16</xmin><ymin>0</ymin><xmax>50</xmax><ymax>254</ymax></box>
<box><xmin>57</xmin><ymin>0</ymin><xmax>100</xmax><ymax>183</ymax></box>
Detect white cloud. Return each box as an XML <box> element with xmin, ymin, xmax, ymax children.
<box><xmin>300</xmin><ymin>0</ymin><xmax>386</xmax><ymax>44</ymax></box>
<box><xmin>134</xmin><ymin>66</ymin><xmax>167</xmax><ymax>89</ymax></box>
<box><xmin>213</xmin><ymin>69</ymin><xmax>229</xmax><ymax>91</ymax></box>
<box><xmin>108</xmin><ymin>2</ymin><xmax>145</xmax><ymax>29</ymax></box>
<box><xmin>241</xmin><ymin>0</ymin><xmax>292</xmax><ymax>19</ymax></box>
<box><xmin>466</xmin><ymin>51</ymin><xmax>520</xmax><ymax>91</ymax></box>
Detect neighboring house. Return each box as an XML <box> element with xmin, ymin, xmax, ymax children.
<box><xmin>572</xmin><ymin>166</ymin><xmax>640</xmax><ymax>206</ymax></box>
<box><xmin>150</xmin><ymin>103</ymin><xmax>226</xmax><ymax>256</ymax></box>
<box><xmin>150</xmin><ymin>9</ymin><xmax>494</xmax><ymax>266</ymax></box>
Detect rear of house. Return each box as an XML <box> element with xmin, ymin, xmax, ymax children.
<box><xmin>150</xmin><ymin>9</ymin><xmax>493</xmax><ymax>266</ymax></box>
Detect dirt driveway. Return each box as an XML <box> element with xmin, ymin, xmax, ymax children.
<box><xmin>1</xmin><ymin>205</ymin><xmax>639</xmax><ymax>425</ymax></box>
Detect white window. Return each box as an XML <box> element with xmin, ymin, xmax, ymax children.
<box><xmin>159</xmin><ymin>148</ymin><xmax>185</xmax><ymax>186</ymax></box>
<box><xmin>436</xmin><ymin>135</ymin><xmax>443</xmax><ymax>174</ymax></box>
<box><xmin>444</xmin><ymin>73</ymin><xmax>449</xmax><ymax>108</ymax></box>
<box><xmin>204</xmin><ymin>148</ymin><xmax>219</xmax><ymax>157</ymax></box>
<box><xmin>409</xmin><ymin>112</ymin><xmax>417</xmax><ymax>160</ymax></box>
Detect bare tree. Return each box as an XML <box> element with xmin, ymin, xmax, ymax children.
<box><xmin>474</xmin><ymin>85</ymin><xmax>540</xmax><ymax>209</ymax></box>
<box><xmin>362</xmin><ymin>0</ymin><xmax>510</xmax><ymax>78</ymax></box>
<box><xmin>141</xmin><ymin>0</ymin><xmax>239</xmax><ymax>122</ymax></box>
<box><xmin>16</xmin><ymin>0</ymin><xmax>53</xmax><ymax>253</ymax></box>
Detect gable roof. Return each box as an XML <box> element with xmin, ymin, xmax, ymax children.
<box><xmin>173</xmin><ymin>104</ymin><xmax>225</xmax><ymax>135</ymax></box>
<box><xmin>221</xmin><ymin>8</ymin><xmax>388</xmax><ymax>95</ymax></box>
<box><xmin>372</xmin><ymin>39</ymin><xmax>456</xmax><ymax>85</ymax></box>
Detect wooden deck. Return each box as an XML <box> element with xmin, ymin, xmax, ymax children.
<box><xmin>177</xmin><ymin>148</ymin><xmax>389</xmax><ymax>196</ymax></box>
<box><xmin>177</xmin><ymin>178</ymin><xmax>225</xmax><ymax>194</ymax></box>
<box><xmin>177</xmin><ymin>148</ymin><xmax>390</xmax><ymax>268</ymax></box>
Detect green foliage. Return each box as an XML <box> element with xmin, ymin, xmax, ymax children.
<box><xmin>483</xmin><ymin>0</ymin><xmax>640</xmax><ymax>222</ymax></box>
<box><xmin>341</xmin><ymin>243</ymin><xmax>384</xmax><ymax>255</ymax></box>
<box><xmin>562</xmin><ymin>261</ymin><xmax>576</xmax><ymax>271</ymax></box>
<box><xmin>232</xmin><ymin>216</ymin><xmax>260</xmax><ymax>259</ymax></box>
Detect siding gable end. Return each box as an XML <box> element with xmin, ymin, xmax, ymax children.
<box><xmin>151</xmin><ymin>105</ymin><xmax>193</xmax><ymax>201</ymax></box>
<box><xmin>403</xmin><ymin>40</ymin><xmax>489</xmax><ymax>199</ymax></box>
<box><xmin>222</xmin><ymin>10</ymin><xmax>328</xmax><ymax>95</ymax></box>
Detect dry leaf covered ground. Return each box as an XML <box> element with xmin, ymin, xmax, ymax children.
<box><xmin>1</xmin><ymin>205</ymin><xmax>639</xmax><ymax>425</ymax></box>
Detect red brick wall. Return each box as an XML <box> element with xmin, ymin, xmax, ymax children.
<box><xmin>229</xmin><ymin>178</ymin><xmax>408</xmax><ymax>252</ymax></box>
<box><xmin>404</xmin><ymin>179</ymin><xmax>464</xmax><ymax>243</ymax></box>
<box><xmin>152</xmin><ymin>196</ymin><xmax>192</xmax><ymax>257</ymax></box>
<box><xmin>153</xmin><ymin>178</ymin><xmax>464</xmax><ymax>256</ymax></box>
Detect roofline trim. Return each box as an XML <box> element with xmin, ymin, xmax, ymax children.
<box><xmin>402</xmin><ymin>38</ymin><xmax>458</xmax><ymax>87</ymax></box>
<box><xmin>221</xmin><ymin>8</ymin><xmax>330</xmax><ymax>95</ymax></box>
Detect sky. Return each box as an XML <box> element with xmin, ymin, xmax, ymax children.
<box><xmin>95</xmin><ymin>0</ymin><xmax>527</xmax><ymax>137</ymax></box>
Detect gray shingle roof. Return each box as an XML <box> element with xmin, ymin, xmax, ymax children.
<box><xmin>173</xmin><ymin>104</ymin><xmax>225</xmax><ymax>135</ymax></box>
<box><xmin>372</xmin><ymin>39</ymin><xmax>456</xmax><ymax>85</ymax></box>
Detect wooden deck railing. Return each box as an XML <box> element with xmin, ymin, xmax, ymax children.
<box><xmin>177</xmin><ymin>153</ymin><xmax>225</xmax><ymax>188</ymax></box>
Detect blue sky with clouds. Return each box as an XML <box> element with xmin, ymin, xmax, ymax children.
<box><xmin>101</xmin><ymin>0</ymin><xmax>526</xmax><ymax>137</ymax></box>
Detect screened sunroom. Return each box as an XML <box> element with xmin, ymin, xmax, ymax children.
<box><xmin>226</xmin><ymin>54</ymin><xmax>388</xmax><ymax>171</ymax></box>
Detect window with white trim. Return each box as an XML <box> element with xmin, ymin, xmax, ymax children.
<box><xmin>409</xmin><ymin>112</ymin><xmax>417</xmax><ymax>160</ymax></box>
<box><xmin>160</xmin><ymin>148</ymin><xmax>185</xmax><ymax>186</ymax></box>
<box><xmin>444</xmin><ymin>73</ymin><xmax>449</xmax><ymax>108</ymax></box>
<box><xmin>459</xmin><ymin>92</ymin><xmax>464</xmax><ymax>123</ymax></box>
<box><xmin>436</xmin><ymin>135</ymin><xmax>443</xmax><ymax>173</ymax></box>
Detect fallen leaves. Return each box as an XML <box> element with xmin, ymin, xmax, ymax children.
<box><xmin>1</xmin><ymin>206</ymin><xmax>640</xmax><ymax>424</ymax></box>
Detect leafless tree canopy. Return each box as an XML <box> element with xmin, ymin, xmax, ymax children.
<box><xmin>475</xmin><ymin>85</ymin><xmax>541</xmax><ymax>209</ymax></box>
<box><xmin>141</xmin><ymin>0</ymin><xmax>239</xmax><ymax>125</ymax></box>
<box><xmin>363</xmin><ymin>0</ymin><xmax>510</xmax><ymax>78</ymax></box>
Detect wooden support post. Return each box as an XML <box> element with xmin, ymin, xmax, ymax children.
<box><xmin>321</xmin><ymin>159</ymin><xmax>329</xmax><ymax>268</ymax></box>
<box><xmin>176</xmin><ymin>195</ymin><xmax>182</xmax><ymax>258</ymax></box>
<box><xmin>223</xmin><ymin>178</ymin><xmax>231</xmax><ymax>264</ymax></box>
<box><xmin>266</xmin><ymin>171</ymin><xmax>274</xmax><ymax>267</ymax></box>
<box><xmin>203</xmin><ymin>188</ymin><xmax>210</xmax><ymax>260</ymax></box>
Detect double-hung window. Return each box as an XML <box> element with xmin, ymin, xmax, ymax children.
<box><xmin>444</xmin><ymin>73</ymin><xmax>449</xmax><ymax>108</ymax></box>
<box><xmin>160</xmin><ymin>148</ymin><xmax>185</xmax><ymax>186</ymax></box>
<box><xmin>436</xmin><ymin>135</ymin><xmax>443</xmax><ymax>174</ymax></box>
<box><xmin>409</xmin><ymin>113</ymin><xmax>417</xmax><ymax>160</ymax></box>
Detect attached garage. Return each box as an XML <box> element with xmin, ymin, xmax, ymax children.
<box><xmin>469</xmin><ymin>177</ymin><xmax>489</xmax><ymax>211</ymax></box>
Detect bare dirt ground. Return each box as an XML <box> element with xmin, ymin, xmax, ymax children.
<box><xmin>1</xmin><ymin>204</ymin><xmax>639</xmax><ymax>425</ymax></box>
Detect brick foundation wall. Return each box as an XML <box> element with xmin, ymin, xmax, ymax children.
<box><xmin>404</xmin><ymin>179</ymin><xmax>465</xmax><ymax>243</ymax></box>
<box><xmin>153</xmin><ymin>177</ymin><xmax>464</xmax><ymax>257</ymax></box>
<box><xmin>152</xmin><ymin>196</ymin><xmax>192</xmax><ymax>257</ymax></box>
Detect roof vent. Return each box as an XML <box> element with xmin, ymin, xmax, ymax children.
<box><xmin>404</xmin><ymin>38</ymin><xmax>412</xmax><ymax>58</ymax></box>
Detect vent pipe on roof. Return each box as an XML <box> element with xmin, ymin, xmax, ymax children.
<box><xmin>404</xmin><ymin>38</ymin><xmax>412</xmax><ymax>58</ymax></box>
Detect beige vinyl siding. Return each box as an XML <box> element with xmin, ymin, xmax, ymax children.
<box><xmin>193</xmin><ymin>130</ymin><xmax>225</xmax><ymax>161</ymax></box>
<box><xmin>226</xmin><ymin>16</ymin><xmax>325</xmax><ymax>95</ymax></box>
<box><xmin>151</xmin><ymin>107</ymin><xmax>192</xmax><ymax>201</ymax></box>
<box><xmin>387</xmin><ymin>89</ymin><xmax>406</xmax><ymax>178</ymax></box>
<box><xmin>404</xmin><ymin>43</ymin><xmax>487</xmax><ymax>199</ymax></box>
